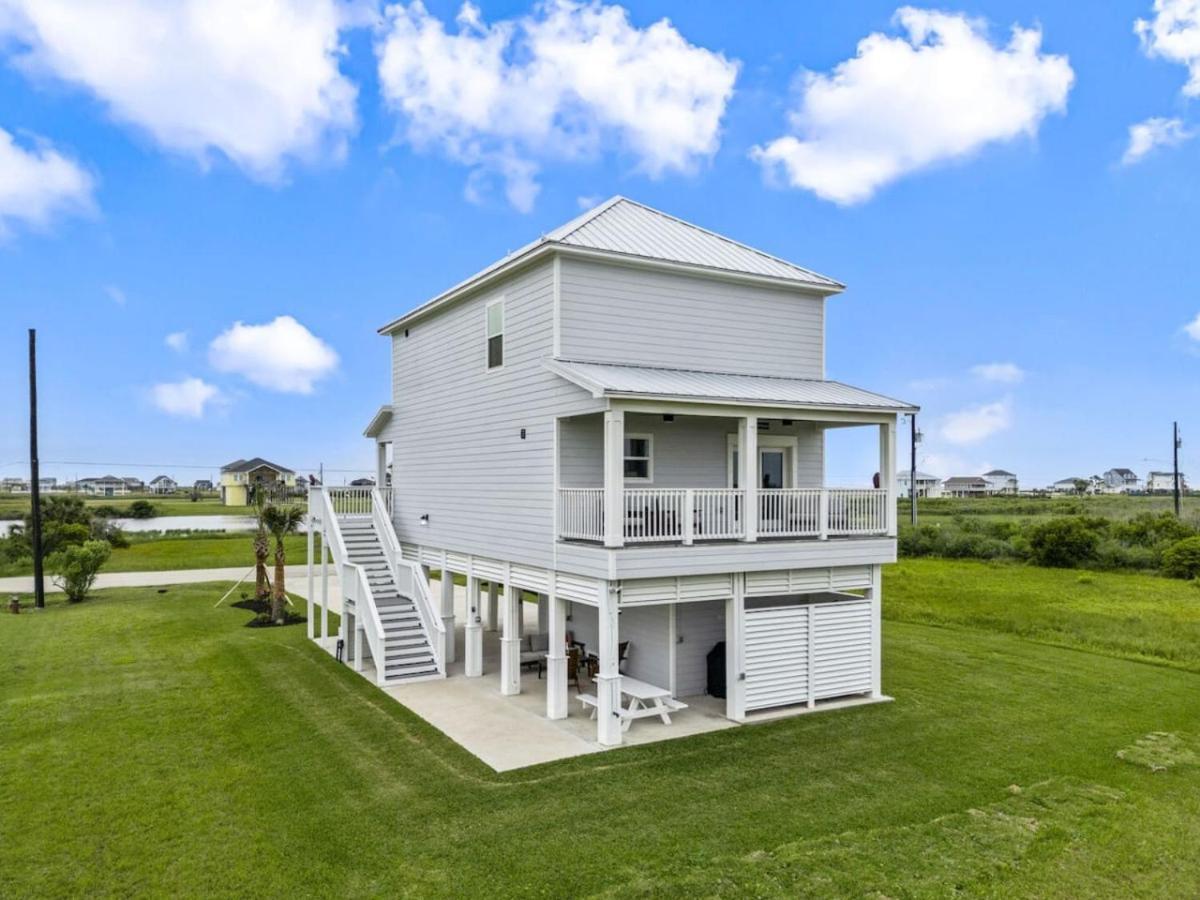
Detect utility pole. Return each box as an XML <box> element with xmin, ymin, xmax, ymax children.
<box><xmin>28</xmin><ymin>329</ymin><xmax>45</xmax><ymax>609</ymax></box>
<box><xmin>1174</xmin><ymin>421</ymin><xmax>1182</xmax><ymax>518</ymax></box>
<box><xmin>910</xmin><ymin>413</ymin><xmax>919</xmax><ymax>525</ymax></box>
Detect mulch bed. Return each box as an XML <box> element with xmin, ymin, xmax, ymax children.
<box><xmin>232</xmin><ymin>597</ymin><xmax>306</xmax><ymax>628</ymax></box>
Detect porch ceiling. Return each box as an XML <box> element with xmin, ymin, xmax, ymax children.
<box><xmin>545</xmin><ymin>359</ymin><xmax>918</xmax><ymax>414</ymax></box>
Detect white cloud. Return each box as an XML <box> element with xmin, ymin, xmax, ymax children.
<box><xmin>971</xmin><ymin>362</ymin><xmax>1025</xmax><ymax>384</ymax></box>
<box><xmin>1183</xmin><ymin>311</ymin><xmax>1200</xmax><ymax>340</ymax></box>
<box><xmin>209</xmin><ymin>315</ymin><xmax>338</xmax><ymax>393</ymax></box>
<box><xmin>577</xmin><ymin>194</ymin><xmax>601</xmax><ymax>210</ymax></box>
<box><xmin>151</xmin><ymin>377</ymin><xmax>223</xmax><ymax>418</ymax></box>
<box><xmin>1122</xmin><ymin>116</ymin><xmax>1194</xmax><ymax>164</ymax></box>
<box><xmin>165</xmin><ymin>331</ymin><xmax>188</xmax><ymax>352</ymax></box>
<box><xmin>104</xmin><ymin>284</ymin><xmax>127</xmax><ymax>306</ymax></box>
<box><xmin>0</xmin><ymin>126</ymin><xmax>93</xmax><ymax>235</ymax></box>
<box><xmin>375</xmin><ymin>0</ymin><xmax>738</xmax><ymax>211</ymax></box>
<box><xmin>939</xmin><ymin>398</ymin><xmax>1013</xmax><ymax>445</ymax></box>
<box><xmin>0</xmin><ymin>0</ymin><xmax>359</xmax><ymax>181</ymax></box>
<box><xmin>751</xmin><ymin>7</ymin><xmax>1074</xmax><ymax>204</ymax></box>
<box><xmin>1136</xmin><ymin>0</ymin><xmax>1200</xmax><ymax>97</ymax></box>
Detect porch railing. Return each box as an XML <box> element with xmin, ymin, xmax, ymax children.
<box><xmin>557</xmin><ymin>487</ymin><xmax>887</xmax><ymax>544</ymax></box>
<box><xmin>325</xmin><ymin>486</ymin><xmax>386</xmax><ymax>517</ymax></box>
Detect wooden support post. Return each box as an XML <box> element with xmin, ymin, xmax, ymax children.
<box><xmin>537</xmin><ymin>594</ymin><xmax>549</xmax><ymax>634</ymax></box>
<box><xmin>486</xmin><ymin>582</ymin><xmax>499</xmax><ymax>632</ymax></box>
<box><xmin>603</xmin><ymin>407</ymin><xmax>625</xmax><ymax>548</ymax></box>
<box><xmin>870</xmin><ymin>564</ymin><xmax>883</xmax><ymax>698</ymax></box>
<box><xmin>596</xmin><ymin>582</ymin><xmax>623</xmax><ymax>746</ymax></box>
<box><xmin>500</xmin><ymin>581</ymin><xmax>521</xmax><ymax>695</ymax></box>
<box><xmin>546</xmin><ymin>575</ymin><xmax>567</xmax><ymax>720</ymax></box>
<box><xmin>440</xmin><ymin>566</ymin><xmax>456</xmax><ymax>664</ymax></box>
<box><xmin>464</xmin><ymin>575</ymin><xmax>483</xmax><ymax>677</ymax></box>
<box><xmin>725</xmin><ymin>576</ymin><xmax>746</xmax><ymax>721</ymax></box>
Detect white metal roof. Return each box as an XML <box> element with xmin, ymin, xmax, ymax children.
<box><xmin>546</xmin><ymin>196</ymin><xmax>841</xmax><ymax>288</ymax></box>
<box><xmin>379</xmin><ymin>196</ymin><xmax>842</xmax><ymax>334</ymax></box>
<box><xmin>546</xmin><ymin>359</ymin><xmax>917</xmax><ymax>413</ymax></box>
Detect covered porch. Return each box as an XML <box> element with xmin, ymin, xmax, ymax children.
<box><xmin>548</xmin><ymin>359</ymin><xmax>914</xmax><ymax>549</ymax></box>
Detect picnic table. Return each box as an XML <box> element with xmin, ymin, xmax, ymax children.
<box><xmin>578</xmin><ymin>676</ymin><xmax>688</xmax><ymax>731</ymax></box>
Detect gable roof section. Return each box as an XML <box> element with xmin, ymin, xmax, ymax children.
<box><xmin>363</xmin><ymin>405</ymin><xmax>393</xmax><ymax>438</ymax></box>
<box><xmin>982</xmin><ymin>469</ymin><xmax>1015</xmax><ymax>477</ymax></box>
<box><xmin>379</xmin><ymin>197</ymin><xmax>843</xmax><ymax>334</ymax></box>
<box><xmin>221</xmin><ymin>457</ymin><xmax>294</xmax><ymax>475</ymax></box>
<box><xmin>545</xmin><ymin>359</ymin><xmax>916</xmax><ymax>413</ymax></box>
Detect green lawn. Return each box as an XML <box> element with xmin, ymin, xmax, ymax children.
<box><xmin>4</xmin><ymin>569</ymin><xmax>1200</xmax><ymax>896</ymax></box>
<box><xmin>886</xmin><ymin>558</ymin><xmax>1200</xmax><ymax>672</ymax></box>
<box><xmin>0</xmin><ymin>492</ymin><xmax>249</xmax><ymax>519</ymax></box>
<box><xmin>0</xmin><ymin>532</ymin><xmax>318</xmax><ymax>576</ymax></box>
<box><xmin>900</xmin><ymin>492</ymin><xmax>1200</xmax><ymax>521</ymax></box>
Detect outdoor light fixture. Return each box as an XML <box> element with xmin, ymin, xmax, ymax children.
<box><xmin>419</xmin><ymin>514</ymin><xmax>429</xmax><ymax>525</ymax></box>
<box><xmin>663</xmin><ymin>414</ymin><xmax>674</xmax><ymax>422</ymax></box>
<box><xmin>520</xmin><ymin>428</ymin><xmax>526</xmax><ymax>439</ymax></box>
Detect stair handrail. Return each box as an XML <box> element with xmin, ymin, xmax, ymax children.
<box><xmin>317</xmin><ymin>486</ymin><xmax>388</xmax><ymax>685</ymax></box>
<box><xmin>371</xmin><ymin>488</ymin><xmax>445</xmax><ymax>675</ymax></box>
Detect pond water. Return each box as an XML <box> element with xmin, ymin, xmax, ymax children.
<box><xmin>0</xmin><ymin>514</ymin><xmax>298</xmax><ymax>536</ymax></box>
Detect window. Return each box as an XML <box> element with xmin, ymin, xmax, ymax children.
<box><xmin>624</xmin><ymin>434</ymin><xmax>653</xmax><ymax>481</ymax></box>
<box><xmin>486</xmin><ymin>299</ymin><xmax>504</xmax><ymax>369</ymax></box>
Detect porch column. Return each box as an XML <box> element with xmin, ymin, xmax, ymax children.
<box><xmin>439</xmin><ymin>567</ymin><xmax>456</xmax><ymax>664</ymax></box>
<box><xmin>306</xmin><ymin>515</ymin><xmax>315</xmax><ymax>641</ymax></box>
<box><xmin>486</xmin><ymin>582</ymin><xmax>499</xmax><ymax>632</ymax></box>
<box><xmin>536</xmin><ymin>594</ymin><xmax>549</xmax><ymax>634</ymax></box>
<box><xmin>596</xmin><ymin>582</ymin><xmax>623</xmax><ymax>746</ymax></box>
<box><xmin>869</xmin><ymin>564</ymin><xmax>883</xmax><ymax>698</ymax></box>
<box><xmin>879</xmin><ymin>419</ymin><xmax>898</xmax><ymax>536</ymax></box>
<box><xmin>546</xmin><ymin>575</ymin><xmax>568</xmax><ymax>720</ymax></box>
<box><xmin>739</xmin><ymin>415</ymin><xmax>758</xmax><ymax>542</ymax></box>
<box><xmin>375</xmin><ymin>441</ymin><xmax>388</xmax><ymax>492</ymax></box>
<box><xmin>725</xmin><ymin>576</ymin><xmax>746</xmax><ymax>721</ymax></box>
<box><xmin>500</xmin><ymin>581</ymin><xmax>521</xmax><ymax>695</ymax></box>
<box><xmin>464</xmin><ymin>574</ymin><xmax>483</xmax><ymax>677</ymax></box>
<box><xmin>603</xmin><ymin>407</ymin><xmax>625</xmax><ymax>548</ymax></box>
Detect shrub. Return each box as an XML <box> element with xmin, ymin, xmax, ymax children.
<box><xmin>1095</xmin><ymin>540</ymin><xmax>1157</xmax><ymax>571</ymax></box>
<box><xmin>50</xmin><ymin>540</ymin><xmax>111</xmax><ymax>602</ymax></box>
<box><xmin>1025</xmin><ymin>517</ymin><xmax>1102</xmax><ymax>568</ymax></box>
<box><xmin>90</xmin><ymin>517</ymin><xmax>130</xmax><ymax>549</ymax></box>
<box><xmin>1162</xmin><ymin>536</ymin><xmax>1200</xmax><ymax>579</ymax></box>
<box><xmin>1113</xmin><ymin>512</ymin><xmax>1196</xmax><ymax>548</ymax></box>
<box><xmin>126</xmin><ymin>499</ymin><xmax>157</xmax><ymax>519</ymax></box>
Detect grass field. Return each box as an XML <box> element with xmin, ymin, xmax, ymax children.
<box><xmin>0</xmin><ymin>492</ymin><xmax>250</xmax><ymax>519</ymax></box>
<box><xmin>4</xmin><ymin>565</ymin><xmax>1200</xmax><ymax>896</ymax></box>
<box><xmin>0</xmin><ymin>532</ymin><xmax>318</xmax><ymax>577</ymax></box>
<box><xmin>900</xmin><ymin>492</ymin><xmax>1200</xmax><ymax>522</ymax></box>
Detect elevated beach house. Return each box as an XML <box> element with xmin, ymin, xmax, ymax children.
<box><xmin>308</xmin><ymin>197</ymin><xmax>915</xmax><ymax>748</ymax></box>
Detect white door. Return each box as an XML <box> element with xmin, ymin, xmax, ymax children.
<box><xmin>729</xmin><ymin>447</ymin><xmax>792</xmax><ymax>489</ymax></box>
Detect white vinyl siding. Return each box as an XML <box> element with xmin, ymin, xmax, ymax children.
<box><xmin>674</xmin><ymin>600</ymin><xmax>725</xmax><ymax>697</ymax></box>
<box><xmin>558</xmin><ymin>257</ymin><xmax>825</xmax><ymax>378</ymax></box>
<box><xmin>383</xmin><ymin>259</ymin><xmax>600</xmax><ymax>569</ymax></box>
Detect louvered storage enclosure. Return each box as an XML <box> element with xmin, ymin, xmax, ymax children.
<box><xmin>743</xmin><ymin>598</ymin><xmax>874</xmax><ymax>712</ymax></box>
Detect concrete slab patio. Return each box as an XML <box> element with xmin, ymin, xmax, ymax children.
<box><xmin>319</xmin><ymin>579</ymin><xmax>737</xmax><ymax>771</ymax></box>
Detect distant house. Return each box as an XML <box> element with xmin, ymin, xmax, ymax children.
<box><xmin>1103</xmin><ymin>468</ymin><xmax>1141</xmax><ymax>492</ymax></box>
<box><xmin>1</xmin><ymin>477</ymin><xmax>28</xmax><ymax>492</ymax></box>
<box><xmin>149</xmin><ymin>475</ymin><xmax>177</xmax><ymax>494</ymax></box>
<box><xmin>219</xmin><ymin>458</ymin><xmax>296</xmax><ymax>506</ymax></box>
<box><xmin>981</xmin><ymin>469</ymin><xmax>1018</xmax><ymax>495</ymax></box>
<box><xmin>349</xmin><ymin>477</ymin><xmax>376</xmax><ymax>487</ymax></box>
<box><xmin>123</xmin><ymin>477</ymin><xmax>145</xmax><ymax>493</ymax></box>
<box><xmin>897</xmin><ymin>470</ymin><xmax>942</xmax><ymax>498</ymax></box>
<box><xmin>943</xmin><ymin>476</ymin><xmax>989</xmax><ymax>497</ymax></box>
<box><xmin>1051</xmin><ymin>477</ymin><xmax>1090</xmax><ymax>495</ymax></box>
<box><xmin>79</xmin><ymin>475</ymin><xmax>132</xmax><ymax>497</ymax></box>
<box><xmin>193</xmin><ymin>479</ymin><xmax>214</xmax><ymax>492</ymax></box>
<box><xmin>1147</xmin><ymin>471</ymin><xmax>1187</xmax><ymax>494</ymax></box>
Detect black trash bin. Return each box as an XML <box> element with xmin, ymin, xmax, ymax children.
<box><xmin>706</xmin><ymin>641</ymin><xmax>726</xmax><ymax>698</ymax></box>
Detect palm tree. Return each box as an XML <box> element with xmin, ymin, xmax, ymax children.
<box><xmin>252</xmin><ymin>493</ymin><xmax>270</xmax><ymax>601</ymax></box>
<box><xmin>262</xmin><ymin>504</ymin><xmax>305</xmax><ymax>624</ymax></box>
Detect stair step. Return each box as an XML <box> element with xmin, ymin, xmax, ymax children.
<box><xmin>384</xmin><ymin>661</ymin><xmax>438</xmax><ymax>677</ymax></box>
<box><xmin>386</xmin><ymin>633</ymin><xmax>429</xmax><ymax>647</ymax></box>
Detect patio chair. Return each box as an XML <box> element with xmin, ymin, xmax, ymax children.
<box><xmin>520</xmin><ymin>632</ymin><xmax>550</xmax><ymax>678</ymax></box>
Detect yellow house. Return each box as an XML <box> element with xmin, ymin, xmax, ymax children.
<box><xmin>219</xmin><ymin>458</ymin><xmax>297</xmax><ymax>506</ymax></box>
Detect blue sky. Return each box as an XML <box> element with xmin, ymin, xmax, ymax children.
<box><xmin>1</xmin><ymin>0</ymin><xmax>1198</xmax><ymax>488</ymax></box>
